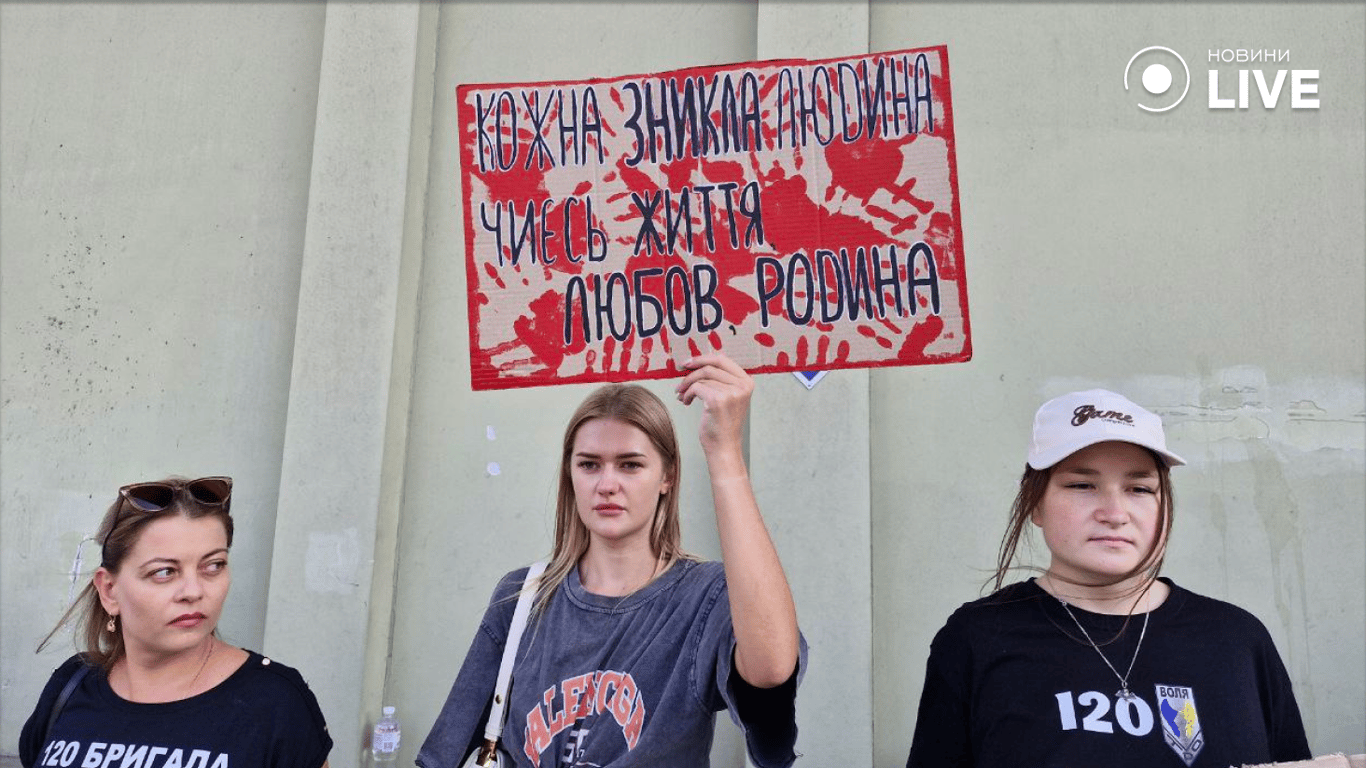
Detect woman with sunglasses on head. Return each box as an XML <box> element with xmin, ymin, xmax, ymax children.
<box><xmin>20</xmin><ymin>476</ymin><xmax>333</xmax><ymax>768</ymax></box>
<box><xmin>419</xmin><ymin>353</ymin><xmax>804</xmax><ymax>768</ymax></box>
<box><xmin>905</xmin><ymin>390</ymin><xmax>1311</xmax><ymax>768</ymax></box>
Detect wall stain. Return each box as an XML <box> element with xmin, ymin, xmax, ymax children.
<box><xmin>8</xmin><ymin>209</ymin><xmax>134</xmax><ymax>435</ymax></box>
<box><xmin>1248</xmin><ymin>433</ymin><xmax>1314</xmax><ymax>730</ymax></box>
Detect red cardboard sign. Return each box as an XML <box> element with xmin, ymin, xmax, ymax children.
<box><xmin>459</xmin><ymin>46</ymin><xmax>970</xmax><ymax>390</ymax></box>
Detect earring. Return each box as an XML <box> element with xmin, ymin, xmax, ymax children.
<box><xmin>106</xmin><ymin>617</ymin><xmax>116</xmax><ymax>633</ymax></box>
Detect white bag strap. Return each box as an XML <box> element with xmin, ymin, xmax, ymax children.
<box><xmin>483</xmin><ymin>561</ymin><xmax>546</xmax><ymax>742</ymax></box>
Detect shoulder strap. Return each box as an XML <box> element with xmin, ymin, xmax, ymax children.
<box><xmin>483</xmin><ymin>561</ymin><xmax>546</xmax><ymax>742</ymax></box>
<box><xmin>44</xmin><ymin>661</ymin><xmax>91</xmax><ymax>744</ymax></box>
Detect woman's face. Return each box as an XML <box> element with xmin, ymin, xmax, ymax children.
<box><xmin>570</xmin><ymin>417</ymin><xmax>673</xmax><ymax>550</ymax></box>
<box><xmin>1033</xmin><ymin>441</ymin><xmax>1163</xmax><ymax>586</ymax></box>
<box><xmin>96</xmin><ymin>514</ymin><xmax>231</xmax><ymax>660</ymax></box>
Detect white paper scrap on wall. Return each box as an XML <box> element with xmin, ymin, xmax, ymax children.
<box><xmin>305</xmin><ymin>528</ymin><xmax>361</xmax><ymax>595</ymax></box>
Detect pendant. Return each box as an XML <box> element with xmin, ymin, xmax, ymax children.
<box><xmin>1116</xmin><ymin>687</ymin><xmax>1136</xmax><ymax>701</ymax></box>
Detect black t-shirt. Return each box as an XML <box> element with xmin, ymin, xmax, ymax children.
<box><xmin>906</xmin><ymin>578</ymin><xmax>1310</xmax><ymax>768</ymax></box>
<box><xmin>20</xmin><ymin>651</ymin><xmax>332</xmax><ymax>768</ymax></box>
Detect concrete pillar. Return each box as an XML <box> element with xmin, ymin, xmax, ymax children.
<box><xmin>262</xmin><ymin>4</ymin><xmax>427</xmax><ymax>762</ymax></box>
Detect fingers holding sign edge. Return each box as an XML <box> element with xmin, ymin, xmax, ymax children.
<box><xmin>674</xmin><ymin>353</ymin><xmax>753</xmax><ymax>405</ymax></box>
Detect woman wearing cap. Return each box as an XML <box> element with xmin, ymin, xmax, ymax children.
<box><xmin>906</xmin><ymin>390</ymin><xmax>1310</xmax><ymax>768</ymax></box>
<box><xmin>19</xmin><ymin>476</ymin><xmax>333</xmax><ymax>768</ymax></box>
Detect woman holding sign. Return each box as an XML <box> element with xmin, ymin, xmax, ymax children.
<box><xmin>906</xmin><ymin>389</ymin><xmax>1310</xmax><ymax>767</ymax></box>
<box><xmin>419</xmin><ymin>353</ymin><xmax>804</xmax><ymax>768</ymax></box>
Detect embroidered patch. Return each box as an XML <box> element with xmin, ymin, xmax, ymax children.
<box><xmin>1156</xmin><ymin>684</ymin><xmax>1204</xmax><ymax>766</ymax></box>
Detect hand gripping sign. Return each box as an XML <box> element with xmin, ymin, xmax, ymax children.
<box><xmin>459</xmin><ymin>46</ymin><xmax>971</xmax><ymax>390</ymax></box>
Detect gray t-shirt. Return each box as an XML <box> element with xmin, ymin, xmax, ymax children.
<box><xmin>418</xmin><ymin>559</ymin><xmax>804</xmax><ymax>768</ymax></box>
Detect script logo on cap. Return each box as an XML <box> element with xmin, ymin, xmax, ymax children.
<box><xmin>1071</xmin><ymin>404</ymin><xmax>1136</xmax><ymax>428</ymax></box>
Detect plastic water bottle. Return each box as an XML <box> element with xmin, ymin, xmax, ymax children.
<box><xmin>372</xmin><ymin>706</ymin><xmax>401</xmax><ymax>763</ymax></box>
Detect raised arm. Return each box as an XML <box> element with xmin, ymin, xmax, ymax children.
<box><xmin>676</xmin><ymin>353</ymin><xmax>800</xmax><ymax>688</ymax></box>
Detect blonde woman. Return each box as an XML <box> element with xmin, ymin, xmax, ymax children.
<box><xmin>420</xmin><ymin>353</ymin><xmax>804</xmax><ymax>767</ymax></box>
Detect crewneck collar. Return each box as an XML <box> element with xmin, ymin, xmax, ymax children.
<box><xmin>1026</xmin><ymin>576</ymin><xmax>1182</xmax><ymax>621</ymax></box>
<box><xmin>564</xmin><ymin>559</ymin><xmax>691</xmax><ymax>613</ymax></box>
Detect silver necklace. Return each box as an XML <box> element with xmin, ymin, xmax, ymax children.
<box><xmin>1057</xmin><ymin>599</ymin><xmax>1149</xmax><ymax>701</ymax></box>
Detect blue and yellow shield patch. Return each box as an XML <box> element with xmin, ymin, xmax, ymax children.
<box><xmin>1156</xmin><ymin>684</ymin><xmax>1204</xmax><ymax>766</ymax></box>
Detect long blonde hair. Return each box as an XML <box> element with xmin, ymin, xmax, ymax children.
<box><xmin>535</xmin><ymin>384</ymin><xmax>696</xmax><ymax>614</ymax></box>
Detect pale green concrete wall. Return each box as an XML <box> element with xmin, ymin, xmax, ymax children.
<box><xmin>2</xmin><ymin>2</ymin><xmax>1362</xmax><ymax>766</ymax></box>
<box><xmin>0</xmin><ymin>0</ymin><xmax>325</xmax><ymax>748</ymax></box>
<box><xmin>258</xmin><ymin>4</ymin><xmax>432</xmax><ymax>765</ymax></box>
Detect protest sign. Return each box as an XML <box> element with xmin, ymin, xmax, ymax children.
<box><xmin>459</xmin><ymin>45</ymin><xmax>970</xmax><ymax>390</ymax></box>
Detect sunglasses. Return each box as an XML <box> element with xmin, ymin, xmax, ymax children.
<box><xmin>102</xmin><ymin>476</ymin><xmax>233</xmax><ymax>564</ymax></box>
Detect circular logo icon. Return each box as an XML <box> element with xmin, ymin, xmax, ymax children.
<box><xmin>1124</xmin><ymin>46</ymin><xmax>1190</xmax><ymax>112</ymax></box>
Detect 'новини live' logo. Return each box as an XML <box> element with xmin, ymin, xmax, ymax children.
<box><xmin>1123</xmin><ymin>46</ymin><xmax>1320</xmax><ymax>112</ymax></box>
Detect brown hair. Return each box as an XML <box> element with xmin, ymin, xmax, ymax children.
<box><xmin>990</xmin><ymin>448</ymin><xmax>1175</xmax><ymax>594</ymax></box>
<box><xmin>37</xmin><ymin>477</ymin><xmax>235</xmax><ymax>671</ymax></box>
<box><xmin>535</xmin><ymin>384</ymin><xmax>696</xmax><ymax>615</ymax></box>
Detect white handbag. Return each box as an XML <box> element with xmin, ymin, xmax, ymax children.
<box><xmin>460</xmin><ymin>561</ymin><xmax>546</xmax><ymax>768</ymax></box>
